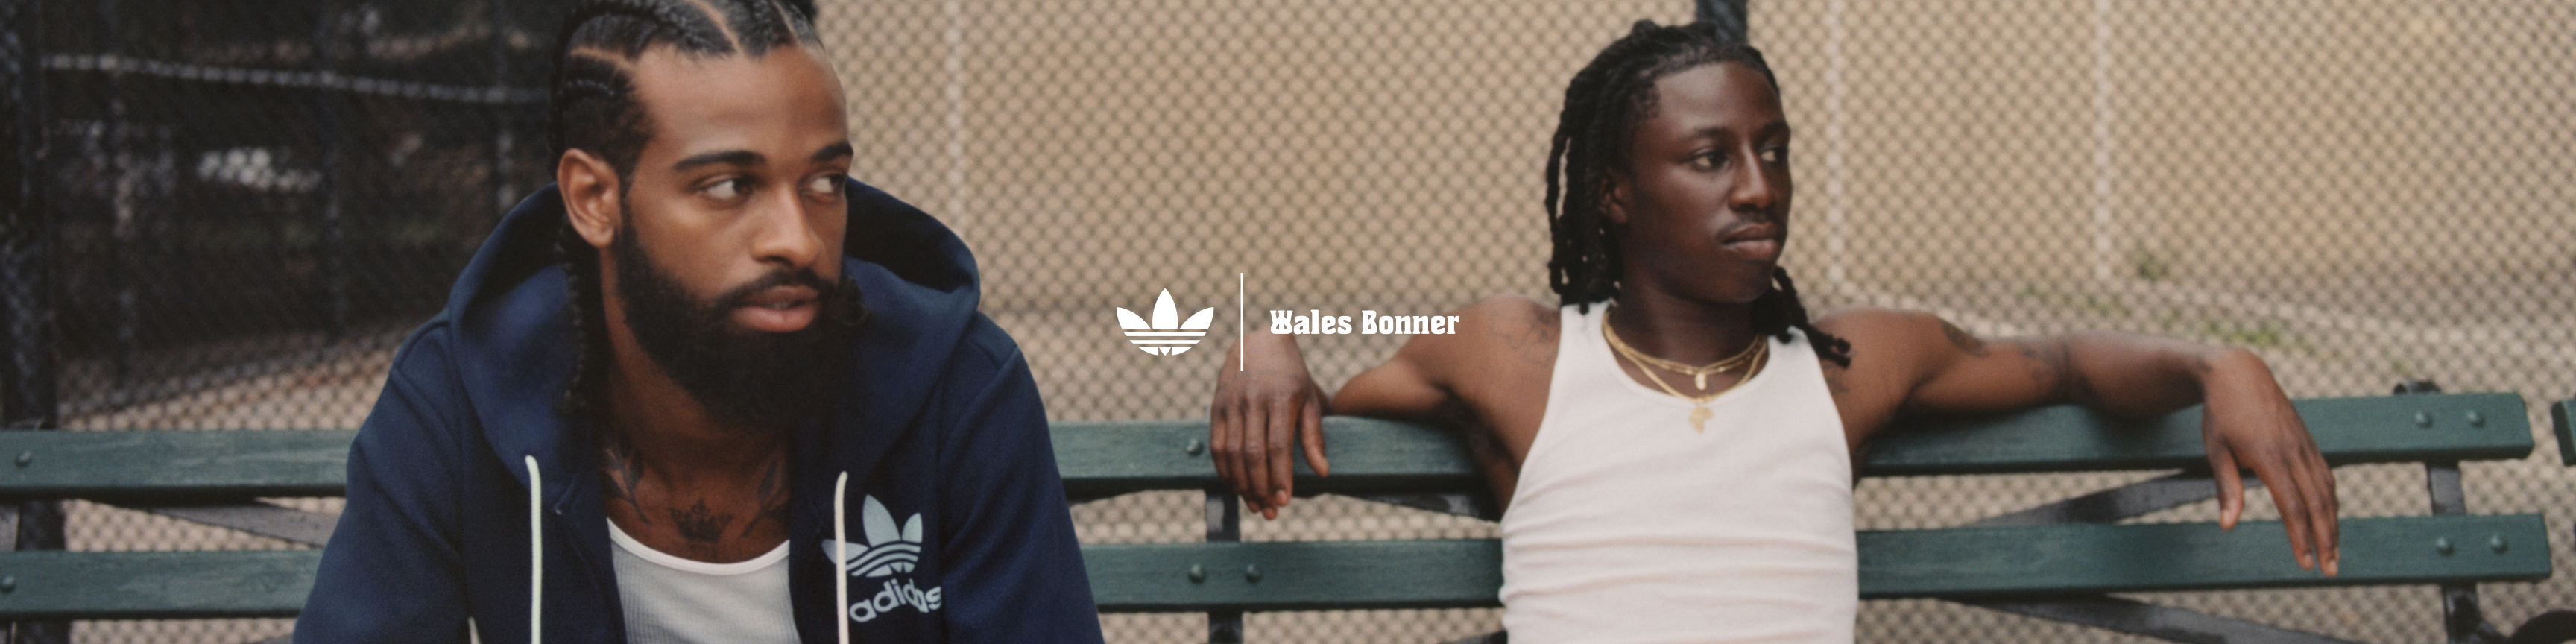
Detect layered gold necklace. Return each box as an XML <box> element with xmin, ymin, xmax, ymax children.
<box><xmin>1603</xmin><ymin>315</ymin><xmax>1768</xmax><ymax>432</ymax></box>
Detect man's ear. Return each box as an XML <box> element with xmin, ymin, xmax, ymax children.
<box><xmin>1602</xmin><ymin>174</ymin><xmax>1633</xmax><ymax>224</ymax></box>
<box><xmin>558</xmin><ymin>148</ymin><xmax>622</xmax><ymax>249</ymax></box>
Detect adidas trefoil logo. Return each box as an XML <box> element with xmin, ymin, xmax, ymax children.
<box><xmin>824</xmin><ymin>496</ymin><xmax>923</xmax><ymax>578</ymax></box>
<box><xmin>1116</xmin><ymin>288</ymin><xmax>1215</xmax><ymax>356</ymax></box>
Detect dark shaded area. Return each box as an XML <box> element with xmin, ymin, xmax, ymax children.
<box><xmin>28</xmin><ymin>0</ymin><xmax>558</xmax><ymax>411</ymax></box>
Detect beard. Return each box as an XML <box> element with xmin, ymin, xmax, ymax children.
<box><xmin>611</xmin><ymin>221</ymin><xmax>864</xmax><ymax>434</ymax></box>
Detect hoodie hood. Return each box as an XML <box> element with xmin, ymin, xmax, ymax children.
<box><xmin>438</xmin><ymin>180</ymin><xmax>984</xmax><ymax>507</ymax></box>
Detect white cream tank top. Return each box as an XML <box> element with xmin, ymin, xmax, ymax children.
<box><xmin>607</xmin><ymin>520</ymin><xmax>799</xmax><ymax>644</ymax></box>
<box><xmin>1498</xmin><ymin>303</ymin><xmax>1856</xmax><ymax>643</ymax></box>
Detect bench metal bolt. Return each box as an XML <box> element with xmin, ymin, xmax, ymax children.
<box><xmin>1</xmin><ymin>575</ymin><xmax>14</xmax><ymax>593</ymax></box>
<box><xmin>1185</xmin><ymin>439</ymin><xmax>1206</xmax><ymax>457</ymax></box>
<box><xmin>1244</xmin><ymin>564</ymin><xmax>1263</xmax><ymax>583</ymax></box>
<box><xmin>2489</xmin><ymin>534</ymin><xmax>2507</xmax><ymax>553</ymax></box>
<box><xmin>1188</xmin><ymin>564</ymin><xmax>1207</xmax><ymax>583</ymax></box>
<box><xmin>2414</xmin><ymin>412</ymin><xmax>2432</xmax><ymax>428</ymax></box>
<box><xmin>2466</xmin><ymin>411</ymin><xmax>2484</xmax><ymax>426</ymax></box>
<box><xmin>2435</xmin><ymin>537</ymin><xmax>2455</xmax><ymax>555</ymax></box>
<box><xmin>13</xmin><ymin>451</ymin><xmax>27</xmax><ymax>467</ymax></box>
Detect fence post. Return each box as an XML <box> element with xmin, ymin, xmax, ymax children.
<box><xmin>489</xmin><ymin>0</ymin><xmax>517</xmax><ymax>218</ymax></box>
<box><xmin>315</xmin><ymin>0</ymin><xmax>351</xmax><ymax>338</ymax></box>
<box><xmin>0</xmin><ymin>0</ymin><xmax>70</xmax><ymax>642</ymax></box>
<box><xmin>1696</xmin><ymin>0</ymin><xmax>1749</xmax><ymax>41</ymax></box>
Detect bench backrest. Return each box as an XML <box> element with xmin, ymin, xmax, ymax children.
<box><xmin>0</xmin><ymin>392</ymin><xmax>2553</xmax><ymax>623</ymax></box>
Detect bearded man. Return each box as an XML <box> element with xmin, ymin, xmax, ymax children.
<box><xmin>297</xmin><ymin>1</ymin><xmax>1102</xmax><ymax>642</ymax></box>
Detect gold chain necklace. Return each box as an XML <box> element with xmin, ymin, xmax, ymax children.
<box><xmin>1603</xmin><ymin>315</ymin><xmax>1768</xmax><ymax>432</ymax></box>
<box><xmin>1602</xmin><ymin>317</ymin><xmax>1767</xmax><ymax>389</ymax></box>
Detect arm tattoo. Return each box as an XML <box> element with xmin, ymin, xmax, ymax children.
<box><xmin>2019</xmin><ymin>339</ymin><xmax>2098</xmax><ymax>405</ymax></box>
<box><xmin>1939</xmin><ymin>321</ymin><xmax>1990</xmax><ymax>357</ymax></box>
<box><xmin>1819</xmin><ymin>362</ymin><xmax>1854</xmax><ymax>396</ymax></box>
<box><xmin>1493</xmin><ymin>311</ymin><xmax>1556</xmax><ymax>367</ymax></box>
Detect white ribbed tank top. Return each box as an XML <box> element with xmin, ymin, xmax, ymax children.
<box><xmin>1498</xmin><ymin>303</ymin><xmax>1855</xmax><ymax>643</ymax></box>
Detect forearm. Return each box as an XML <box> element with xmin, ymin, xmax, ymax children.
<box><xmin>1218</xmin><ymin>326</ymin><xmax>1330</xmax><ymax>408</ymax></box>
<box><xmin>2055</xmin><ymin>332</ymin><xmax>2265</xmax><ymax>418</ymax></box>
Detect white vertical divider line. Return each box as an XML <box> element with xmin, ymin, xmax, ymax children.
<box><xmin>942</xmin><ymin>0</ymin><xmax>967</xmax><ymax>223</ymax></box>
<box><xmin>2092</xmin><ymin>0</ymin><xmax>2118</xmax><ymax>281</ymax></box>
<box><xmin>524</xmin><ymin>456</ymin><xmax>541</xmax><ymax>644</ymax></box>
<box><xmin>1825</xmin><ymin>0</ymin><xmax>1849</xmax><ymax>285</ymax></box>
<box><xmin>1238</xmin><ymin>273</ymin><xmax>1246</xmax><ymax>371</ymax></box>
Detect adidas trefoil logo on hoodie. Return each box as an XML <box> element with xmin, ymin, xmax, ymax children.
<box><xmin>824</xmin><ymin>496</ymin><xmax>942</xmax><ymax>622</ymax></box>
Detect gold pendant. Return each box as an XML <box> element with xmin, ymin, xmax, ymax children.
<box><xmin>1689</xmin><ymin>405</ymin><xmax>1712</xmax><ymax>432</ymax></box>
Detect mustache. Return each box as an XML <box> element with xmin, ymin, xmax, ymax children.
<box><xmin>709</xmin><ymin>267</ymin><xmax>868</xmax><ymax>331</ymax></box>
<box><xmin>712</xmin><ymin>268</ymin><xmax>836</xmax><ymax>311</ymax></box>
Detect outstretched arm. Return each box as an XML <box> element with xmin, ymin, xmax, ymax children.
<box><xmin>1210</xmin><ymin>306</ymin><xmax>1480</xmax><ymax>520</ymax></box>
<box><xmin>1820</xmin><ymin>309</ymin><xmax>2339</xmax><ymax>575</ymax></box>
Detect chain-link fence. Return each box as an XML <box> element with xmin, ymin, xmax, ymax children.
<box><xmin>7</xmin><ymin>0</ymin><xmax>551</xmax><ymax>641</ymax></box>
<box><xmin>4</xmin><ymin>0</ymin><xmax>2569</xmax><ymax>642</ymax></box>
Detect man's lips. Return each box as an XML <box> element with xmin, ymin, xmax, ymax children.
<box><xmin>1720</xmin><ymin>224</ymin><xmax>1783</xmax><ymax>262</ymax></box>
<box><xmin>1725</xmin><ymin>237</ymin><xmax>1782</xmax><ymax>262</ymax></box>
<box><xmin>731</xmin><ymin>285</ymin><xmax>821</xmax><ymax>332</ymax></box>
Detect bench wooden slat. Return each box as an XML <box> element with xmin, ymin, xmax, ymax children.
<box><xmin>1084</xmin><ymin>539</ymin><xmax>1503</xmax><ymax>612</ymax></box>
<box><xmin>1056</xmin><ymin>393</ymin><xmax>2530</xmax><ymax>498</ymax></box>
<box><xmin>0</xmin><ymin>550</ymin><xmax>322</xmax><ymax>620</ymax></box>
<box><xmin>0</xmin><ymin>430</ymin><xmax>356</xmax><ymax>502</ymax></box>
<box><xmin>0</xmin><ymin>394</ymin><xmax>2525</xmax><ymax>502</ymax></box>
<box><xmin>0</xmin><ymin>514</ymin><xmax>2542</xmax><ymax>619</ymax></box>
<box><xmin>1858</xmin><ymin>514</ymin><xmax>2551</xmax><ymax>598</ymax></box>
<box><xmin>1055</xmin><ymin>417</ymin><xmax>1477</xmax><ymax>500</ymax></box>
<box><xmin>1079</xmin><ymin>514</ymin><xmax>2551</xmax><ymax>613</ymax></box>
<box><xmin>1865</xmin><ymin>393</ymin><xmax>2531</xmax><ymax>476</ymax></box>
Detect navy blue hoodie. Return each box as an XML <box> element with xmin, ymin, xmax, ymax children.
<box><xmin>296</xmin><ymin>182</ymin><xmax>1104</xmax><ymax>643</ymax></box>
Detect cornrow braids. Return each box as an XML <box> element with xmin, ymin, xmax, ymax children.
<box><xmin>546</xmin><ymin>0</ymin><xmax>818</xmax><ymax>183</ymax></box>
<box><xmin>546</xmin><ymin>0</ymin><xmax>822</xmax><ymax>419</ymax></box>
<box><xmin>556</xmin><ymin>209</ymin><xmax>611</xmax><ymax>420</ymax></box>
<box><xmin>1544</xmin><ymin>19</ymin><xmax>1850</xmax><ymax>366</ymax></box>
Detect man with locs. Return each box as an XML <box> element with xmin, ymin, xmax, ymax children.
<box><xmin>297</xmin><ymin>1</ymin><xmax>1102</xmax><ymax>642</ymax></box>
<box><xmin>1210</xmin><ymin>21</ymin><xmax>2338</xmax><ymax>642</ymax></box>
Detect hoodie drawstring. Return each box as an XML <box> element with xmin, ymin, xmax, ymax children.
<box><xmin>834</xmin><ymin>471</ymin><xmax>851</xmax><ymax>644</ymax></box>
<box><xmin>525</xmin><ymin>455</ymin><xmax>543</xmax><ymax>644</ymax></box>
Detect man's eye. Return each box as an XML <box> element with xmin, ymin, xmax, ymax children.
<box><xmin>1761</xmin><ymin>146</ymin><xmax>1789</xmax><ymax>165</ymax></box>
<box><xmin>1690</xmin><ymin>152</ymin><xmax>1724</xmax><ymax>169</ymax></box>
<box><xmin>808</xmin><ymin>174</ymin><xmax>845</xmax><ymax>197</ymax></box>
<box><xmin>705</xmin><ymin>178</ymin><xmax>748</xmax><ymax>201</ymax></box>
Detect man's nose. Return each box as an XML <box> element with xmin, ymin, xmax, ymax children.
<box><xmin>1729</xmin><ymin>153</ymin><xmax>1778</xmax><ymax>215</ymax></box>
<box><xmin>749</xmin><ymin>186</ymin><xmax>825</xmax><ymax>268</ymax></box>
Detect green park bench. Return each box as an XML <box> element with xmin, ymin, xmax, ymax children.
<box><xmin>0</xmin><ymin>391</ymin><xmax>2567</xmax><ymax>643</ymax></box>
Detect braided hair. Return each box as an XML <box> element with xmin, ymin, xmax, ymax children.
<box><xmin>547</xmin><ymin>0</ymin><xmax>821</xmax><ymax>419</ymax></box>
<box><xmin>1544</xmin><ymin>20</ymin><xmax>1851</xmax><ymax>366</ymax></box>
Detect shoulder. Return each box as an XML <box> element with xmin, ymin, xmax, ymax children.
<box><xmin>946</xmin><ymin>314</ymin><xmax>1027</xmax><ymax>373</ymax></box>
<box><xmin>1805</xmin><ymin>306</ymin><xmax>1972</xmax><ymax>402</ymax></box>
<box><xmin>1399</xmin><ymin>294</ymin><xmax>1560</xmax><ymax>373</ymax></box>
<box><xmin>1445</xmin><ymin>294</ymin><xmax>1560</xmax><ymax>348</ymax></box>
<box><xmin>905</xmin><ymin>315</ymin><xmax>1038</xmax><ymax>426</ymax></box>
<box><xmin>1813</xmin><ymin>306</ymin><xmax>1940</xmax><ymax>341</ymax></box>
<box><xmin>918</xmin><ymin>314</ymin><xmax>1044</xmax><ymax>425</ymax></box>
<box><xmin>1463</xmin><ymin>294</ymin><xmax>1560</xmax><ymax>326</ymax></box>
<box><xmin>1811</xmin><ymin>306</ymin><xmax>1970</xmax><ymax>364</ymax></box>
<box><xmin>372</xmin><ymin>318</ymin><xmax>472</xmax><ymax>432</ymax></box>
